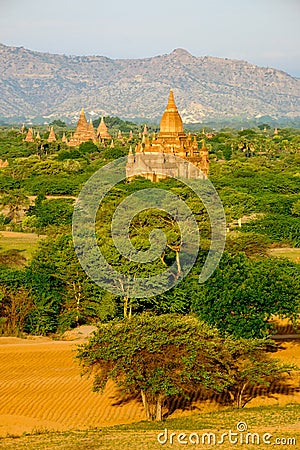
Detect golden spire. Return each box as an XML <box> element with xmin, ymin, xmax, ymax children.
<box><xmin>76</xmin><ymin>108</ymin><xmax>88</xmax><ymax>132</ymax></box>
<box><xmin>166</xmin><ymin>89</ymin><xmax>176</xmax><ymax>110</ymax></box>
<box><xmin>159</xmin><ymin>89</ymin><xmax>183</xmax><ymax>134</ymax></box>
<box><xmin>97</xmin><ymin>116</ymin><xmax>111</xmax><ymax>140</ymax></box>
<box><xmin>88</xmin><ymin>118</ymin><xmax>94</xmax><ymax>131</ymax></box>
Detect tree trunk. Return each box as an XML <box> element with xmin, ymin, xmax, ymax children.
<box><xmin>123</xmin><ymin>295</ymin><xmax>128</xmax><ymax>318</ymax></box>
<box><xmin>175</xmin><ymin>250</ymin><xmax>181</xmax><ymax>278</ymax></box>
<box><xmin>128</xmin><ymin>302</ymin><xmax>132</xmax><ymax>319</ymax></box>
<box><xmin>141</xmin><ymin>390</ymin><xmax>151</xmax><ymax>420</ymax></box>
<box><xmin>236</xmin><ymin>383</ymin><xmax>247</xmax><ymax>409</ymax></box>
<box><xmin>155</xmin><ymin>394</ymin><xmax>164</xmax><ymax>421</ymax></box>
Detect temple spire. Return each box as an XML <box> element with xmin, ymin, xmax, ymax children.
<box><xmin>159</xmin><ymin>89</ymin><xmax>183</xmax><ymax>133</ymax></box>
<box><xmin>97</xmin><ymin>116</ymin><xmax>111</xmax><ymax>140</ymax></box>
<box><xmin>167</xmin><ymin>89</ymin><xmax>176</xmax><ymax>110</ymax></box>
<box><xmin>24</xmin><ymin>128</ymin><xmax>34</xmax><ymax>142</ymax></box>
<box><xmin>47</xmin><ymin>126</ymin><xmax>57</xmax><ymax>143</ymax></box>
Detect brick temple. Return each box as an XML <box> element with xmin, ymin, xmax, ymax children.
<box><xmin>126</xmin><ymin>89</ymin><xmax>209</xmax><ymax>181</ymax></box>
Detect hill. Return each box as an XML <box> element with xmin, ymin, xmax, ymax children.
<box><xmin>0</xmin><ymin>44</ymin><xmax>300</xmax><ymax>122</ymax></box>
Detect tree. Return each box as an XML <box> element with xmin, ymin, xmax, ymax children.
<box><xmin>27</xmin><ymin>197</ymin><xmax>74</xmax><ymax>229</ymax></box>
<box><xmin>79</xmin><ymin>141</ymin><xmax>98</xmax><ymax>154</ymax></box>
<box><xmin>28</xmin><ymin>233</ymin><xmax>116</xmax><ymax>331</ymax></box>
<box><xmin>225</xmin><ymin>232</ymin><xmax>271</xmax><ymax>257</ymax></box>
<box><xmin>222</xmin><ymin>338</ymin><xmax>297</xmax><ymax>408</ymax></box>
<box><xmin>77</xmin><ymin>314</ymin><xmax>230</xmax><ymax>421</ymax></box>
<box><xmin>50</xmin><ymin>119</ymin><xmax>66</xmax><ymax>127</ymax></box>
<box><xmin>192</xmin><ymin>252</ymin><xmax>300</xmax><ymax>338</ymax></box>
<box><xmin>0</xmin><ymin>285</ymin><xmax>33</xmax><ymax>335</ymax></box>
<box><xmin>0</xmin><ymin>190</ymin><xmax>29</xmax><ymax>223</ymax></box>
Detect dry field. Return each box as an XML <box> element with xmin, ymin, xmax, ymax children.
<box><xmin>268</xmin><ymin>247</ymin><xmax>300</xmax><ymax>263</ymax></box>
<box><xmin>0</xmin><ymin>231</ymin><xmax>44</xmax><ymax>262</ymax></box>
<box><xmin>0</xmin><ymin>333</ymin><xmax>145</xmax><ymax>438</ymax></box>
<box><xmin>0</xmin><ymin>330</ymin><xmax>299</xmax><ymax>441</ymax></box>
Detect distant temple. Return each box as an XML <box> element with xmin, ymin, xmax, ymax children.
<box><xmin>47</xmin><ymin>126</ymin><xmax>57</xmax><ymax>143</ymax></box>
<box><xmin>97</xmin><ymin>117</ymin><xmax>111</xmax><ymax>142</ymax></box>
<box><xmin>126</xmin><ymin>89</ymin><xmax>209</xmax><ymax>181</ymax></box>
<box><xmin>0</xmin><ymin>159</ymin><xmax>8</xmax><ymax>168</ymax></box>
<box><xmin>24</xmin><ymin>128</ymin><xmax>34</xmax><ymax>142</ymax></box>
<box><xmin>67</xmin><ymin>108</ymin><xmax>97</xmax><ymax>147</ymax></box>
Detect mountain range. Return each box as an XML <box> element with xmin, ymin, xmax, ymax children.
<box><xmin>0</xmin><ymin>43</ymin><xmax>300</xmax><ymax>123</ymax></box>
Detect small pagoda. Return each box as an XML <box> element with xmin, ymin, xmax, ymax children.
<box><xmin>97</xmin><ymin>117</ymin><xmax>111</xmax><ymax>142</ymax></box>
<box><xmin>47</xmin><ymin>126</ymin><xmax>57</xmax><ymax>143</ymax></box>
<box><xmin>24</xmin><ymin>128</ymin><xmax>34</xmax><ymax>142</ymax></box>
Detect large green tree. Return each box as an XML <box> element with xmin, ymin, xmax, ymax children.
<box><xmin>77</xmin><ymin>314</ymin><xmax>232</xmax><ymax>421</ymax></box>
<box><xmin>77</xmin><ymin>314</ymin><xmax>297</xmax><ymax>421</ymax></box>
<box><xmin>192</xmin><ymin>252</ymin><xmax>300</xmax><ymax>338</ymax></box>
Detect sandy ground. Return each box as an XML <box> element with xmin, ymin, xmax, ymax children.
<box><xmin>0</xmin><ymin>329</ymin><xmax>145</xmax><ymax>437</ymax></box>
<box><xmin>0</xmin><ymin>328</ymin><xmax>299</xmax><ymax>437</ymax></box>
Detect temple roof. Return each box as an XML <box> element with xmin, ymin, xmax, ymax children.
<box><xmin>160</xmin><ymin>89</ymin><xmax>183</xmax><ymax>134</ymax></box>
<box><xmin>97</xmin><ymin>116</ymin><xmax>111</xmax><ymax>139</ymax></box>
<box><xmin>76</xmin><ymin>108</ymin><xmax>88</xmax><ymax>132</ymax></box>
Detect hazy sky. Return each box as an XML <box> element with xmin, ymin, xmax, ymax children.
<box><xmin>1</xmin><ymin>0</ymin><xmax>300</xmax><ymax>77</ymax></box>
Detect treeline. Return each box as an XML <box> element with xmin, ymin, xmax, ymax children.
<box><xmin>0</xmin><ymin>231</ymin><xmax>299</xmax><ymax>338</ymax></box>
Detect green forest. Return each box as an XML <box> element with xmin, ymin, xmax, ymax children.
<box><xmin>0</xmin><ymin>121</ymin><xmax>299</xmax><ymax>420</ymax></box>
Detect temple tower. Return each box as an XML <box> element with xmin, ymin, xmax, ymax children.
<box><xmin>67</xmin><ymin>108</ymin><xmax>97</xmax><ymax>146</ymax></box>
<box><xmin>97</xmin><ymin>117</ymin><xmax>111</xmax><ymax>142</ymax></box>
<box><xmin>47</xmin><ymin>126</ymin><xmax>57</xmax><ymax>143</ymax></box>
<box><xmin>24</xmin><ymin>128</ymin><xmax>34</xmax><ymax>142</ymax></box>
<box><xmin>126</xmin><ymin>89</ymin><xmax>209</xmax><ymax>181</ymax></box>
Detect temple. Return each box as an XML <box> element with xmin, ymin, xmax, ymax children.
<box><xmin>97</xmin><ymin>117</ymin><xmax>111</xmax><ymax>142</ymax></box>
<box><xmin>47</xmin><ymin>126</ymin><xmax>57</xmax><ymax>143</ymax></box>
<box><xmin>67</xmin><ymin>108</ymin><xmax>97</xmax><ymax>147</ymax></box>
<box><xmin>24</xmin><ymin>128</ymin><xmax>34</xmax><ymax>143</ymax></box>
<box><xmin>126</xmin><ymin>89</ymin><xmax>209</xmax><ymax>181</ymax></box>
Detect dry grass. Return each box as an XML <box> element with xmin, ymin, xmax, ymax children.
<box><xmin>0</xmin><ymin>231</ymin><xmax>43</xmax><ymax>262</ymax></box>
<box><xmin>0</xmin><ymin>405</ymin><xmax>299</xmax><ymax>449</ymax></box>
<box><xmin>268</xmin><ymin>247</ymin><xmax>300</xmax><ymax>263</ymax></box>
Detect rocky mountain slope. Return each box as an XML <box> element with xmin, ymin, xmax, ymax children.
<box><xmin>0</xmin><ymin>44</ymin><xmax>299</xmax><ymax>122</ymax></box>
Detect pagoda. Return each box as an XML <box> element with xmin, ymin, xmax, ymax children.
<box><xmin>67</xmin><ymin>108</ymin><xmax>97</xmax><ymax>147</ymax></box>
<box><xmin>126</xmin><ymin>89</ymin><xmax>209</xmax><ymax>181</ymax></box>
<box><xmin>97</xmin><ymin>117</ymin><xmax>111</xmax><ymax>142</ymax></box>
<box><xmin>24</xmin><ymin>128</ymin><xmax>34</xmax><ymax>142</ymax></box>
<box><xmin>47</xmin><ymin>126</ymin><xmax>57</xmax><ymax>143</ymax></box>
<box><xmin>0</xmin><ymin>159</ymin><xmax>8</xmax><ymax>168</ymax></box>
